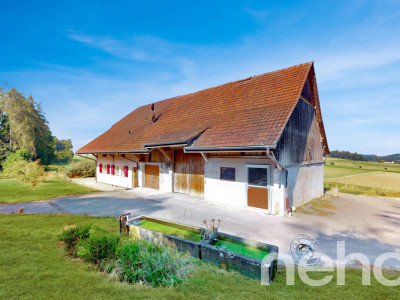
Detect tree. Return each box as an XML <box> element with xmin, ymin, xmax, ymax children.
<box><xmin>55</xmin><ymin>138</ymin><xmax>74</xmax><ymax>163</ymax></box>
<box><xmin>0</xmin><ymin>108</ymin><xmax>11</xmax><ymax>166</ymax></box>
<box><xmin>0</xmin><ymin>87</ymin><xmax>55</xmax><ymax>165</ymax></box>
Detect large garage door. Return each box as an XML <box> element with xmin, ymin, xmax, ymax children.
<box><xmin>174</xmin><ymin>149</ymin><xmax>204</xmax><ymax>197</ymax></box>
<box><xmin>145</xmin><ymin>165</ymin><xmax>159</xmax><ymax>190</ymax></box>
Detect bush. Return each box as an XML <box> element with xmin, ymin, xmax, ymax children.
<box><xmin>4</xmin><ymin>159</ymin><xmax>46</xmax><ymax>186</ymax></box>
<box><xmin>330</xmin><ymin>162</ymin><xmax>335</xmax><ymax>165</ymax></box>
<box><xmin>76</xmin><ymin>232</ymin><xmax>121</xmax><ymax>264</ymax></box>
<box><xmin>65</xmin><ymin>159</ymin><xmax>96</xmax><ymax>178</ymax></box>
<box><xmin>1</xmin><ymin>149</ymin><xmax>31</xmax><ymax>170</ymax></box>
<box><xmin>58</xmin><ymin>225</ymin><xmax>192</xmax><ymax>287</ymax></box>
<box><xmin>115</xmin><ymin>239</ymin><xmax>191</xmax><ymax>287</ymax></box>
<box><xmin>58</xmin><ymin>224</ymin><xmax>92</xmax><ymax>256</ymax></box>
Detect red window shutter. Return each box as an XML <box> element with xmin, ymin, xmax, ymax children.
<box><xmin>111</xmin><ymin>165</ymin><xmax>115</xmax><ymax>175</ymax></box>
<box><xmin>99</xmin><ymin>164</ymin><xmax>102</xmax><ymax>173</ymax></box>
<box><xmin>124</xmin><ymin>166</ymin><xmax>128</xmax><ymax>177</ymax></box>
<box><xmin>107</xmin><ymin>165</ymin><xmax>110</xmax><ymax>174</ymax></box>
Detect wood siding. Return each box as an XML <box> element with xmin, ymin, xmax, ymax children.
<box><xmin>174</xmin><ymin>149</ymin><xmax>190</xmax><ymax>194</ymax></box>
<box><xmin>173</xmin><ymin>149</ymin><xmax>204</xmax><ymax>196</ymax></box>
<box><xmin>274</xmin><ymin>99</ymin><xmax>324</xmax><ymax>167</ymax></box>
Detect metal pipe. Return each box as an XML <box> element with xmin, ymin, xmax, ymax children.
<box><xmin>268</xmin><ymin>151</ymin><xmax>291</xmax><ymax>214</ymax></box>
<box><xmin>116</xmin><ymin>153</ymin><xmax>139</xmax><ymax>167</ymax></box>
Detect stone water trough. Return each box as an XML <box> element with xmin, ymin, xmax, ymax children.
<box><xmin>124</xmin><ymin>215</ymin><xmax>278</xmax><ymax>282</ymax></box>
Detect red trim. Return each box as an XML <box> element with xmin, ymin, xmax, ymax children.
<box><xmin>111</xmin><ymin>165</ymin><xmax>115</xmax><ymax>175</ymax></box>
<box><xmin>107</xmin><ymin>164</ymin><xmax>110</xmax><ymax>174</ymax></box>
<box><xmin>124</xmin><ymin>166</ymin><xmax>128</xmax><ymax>177</ymax></box>
<box><xmin>99</xmin><ymin>164</ymin><xmax>102</xmax><ymax>173</ymax></box>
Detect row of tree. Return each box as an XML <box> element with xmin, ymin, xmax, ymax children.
<box><xmin>0</xmin><ymin>86</ymin><xmax>73</xmax><ymax>168</ymax></box>
<box><xmin>329</xmin><ymin>150</ymin><xmax>367</xmax><ymax>161</ymax></box>
<box><xmin>330</xmin><ymin>150</ymin><xmax>400</xmax><ymax>163</ymax></box>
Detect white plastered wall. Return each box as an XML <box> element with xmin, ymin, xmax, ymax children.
<box><xmin>96</xmin><ymin>154</ymin><xmax>139</xmax><ymax>189</ymax></box>
<box><xmin>204</xmin><ymin>157</ymin><xmax>286</xmax><ymax>215</ymax></box>
<box><xmin>139</xmin><ymin>161</ymin><xmax>173</xmax><ymax>193</ymax></box>
<box><xmin>287</xmin><ymin>162</ymin><xmax>324</xmax><ymax>208</ymax></box>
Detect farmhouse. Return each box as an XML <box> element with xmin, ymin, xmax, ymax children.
<box><xmin>77</xmin><ymin>62</ymin><xmax>329</xmax><ymax>215</ymax></box>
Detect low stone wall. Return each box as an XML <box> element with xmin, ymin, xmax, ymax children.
<box><xmin>200</xmin><ymin>232</ymin><xmax>278</xmax><ymax>282</ymax></box>
<box><xmin>127</xmin><ymin>215</ymin><xmax>278</xmax><ymax>282</ymax></box>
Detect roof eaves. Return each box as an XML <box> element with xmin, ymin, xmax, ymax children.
<box><xmin>184</xmin><ymin>145</ymin><xmax>276</xmax><ymax>152</ymax></box>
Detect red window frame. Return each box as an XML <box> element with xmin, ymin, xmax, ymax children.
<box><xmin>99</xmin><ymin>164</ymin><xmax>102</xmax><ymax>173</ymax></box>
<box><xmin>124</xmin><ymin>166</ymin><xmax>128</xmax><ymax>177</ymax></box>
<box><xmin>107</xmin><ymin>164</ymin><xmax>110</xmax><ymax>174</ymax></box>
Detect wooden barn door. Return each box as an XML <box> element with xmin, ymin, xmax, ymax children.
<box><xmin>189</xmin><ymin>154</ymin><xmax>204</xmax><ymax>196</ymax></box>
<box><xmin>174</xmin><ymin>150</ymin><xmax>190</xmax><ymax>194</ymax></box>
<box><xmin>174</xmin><ymin>149</ymin><xmax>204</xmax><ymax>197</ymax></box>
<box><xmin>145</xmin><ymin>165</ymin><xmax>159</xmax><ymax>189</ymax></box>
<box><xmin>132</xmin><ymin>167</ymin><xmax>138</xmax><ymax>188</ymax></box>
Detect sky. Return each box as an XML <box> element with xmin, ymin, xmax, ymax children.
<box><xmin>0</xmin><ymin>0</ymin><xmax>399</xmax><ymax>155</ymax></box>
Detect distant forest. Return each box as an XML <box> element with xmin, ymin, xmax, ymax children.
<box><xmin>330</xmin><ymin>150</ymin><xmax>400</xmax><ymax>163</ymax></box>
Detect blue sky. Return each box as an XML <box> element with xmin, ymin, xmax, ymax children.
<box><xmin>1</xmin><ymin>0</ymin><xmax>399</xmax><ymax>155</ymax></box>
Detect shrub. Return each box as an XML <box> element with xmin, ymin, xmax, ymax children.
<box><xmin>65</xmin><ymin>159</ymin><xmax>96</xmax><ymax>178</ymax></box>
<box><xmin>58</xmin><ymin>224</ymin><xmax>92</xmax><ymax>256</ymax></box>
<box><xmin>76</xmin><ymin>232</ymin><xmax>121</xmax><ymax>264</ymax></box>
<box><xmin>329</xmin><ymin>162</ymin><xmax>335</xmax><ymax>165</ymax></box>
<box><xmin>115</xmin><ymin>239</ymin><xmax>191</xmax><ymax>287</ymax></box>
<box><xmin>1</xmin><ymin>149</ymin><xmax>31</xmax><ymax>170</ymax></box>
<box><xmin>4</xmin><ymin>159</ymin><xmax>46</xmax><ymax>186</ymax></box>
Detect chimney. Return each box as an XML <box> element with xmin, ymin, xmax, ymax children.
<box><xmin>151</xmin><ymin>103</ymin><xmax>156</xmax><ymax>122</ymax></box>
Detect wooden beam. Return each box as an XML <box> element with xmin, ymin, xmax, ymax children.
<box><xmin>159</xmin><ymin>148</ymin><xmax>172</xmax><ymax>161</ymax></box>
<box><xmin>299</xmin><ymin>96</ymin><xmax>313</xmax><ymax>108</ymax></box>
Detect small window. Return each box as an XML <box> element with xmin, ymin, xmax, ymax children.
<box><xmin>220</xmin><ymin>167</ymin><xmax>235</xmax><ymax>181</ymax></box>
<box><xmin>116</xmin><ymin>166</ymin><xmax>120</xmax><ymax>176</ymax></box>
<box><xmin>248</xmin><ymin>167</ymin><xmax>268</xmax><ymax>186</ymax></box>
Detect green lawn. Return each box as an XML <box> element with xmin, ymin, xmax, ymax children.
<box><xmin>1</xmin><ymin>214</ymin><xmax>399</xmax><ymax>299</ymax></box>
<box><xmin>0</xmin><ymin>178</ymin><xmax>99</xmax><ymax>204</ymax></box>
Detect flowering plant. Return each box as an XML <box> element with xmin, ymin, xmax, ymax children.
<box><xmin>202</xmin><ymin>219</ymin><xmax>221</xmax><ymax>239</ymax></box>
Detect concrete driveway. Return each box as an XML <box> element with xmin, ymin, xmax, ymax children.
<box><xmin>1</xmin><ymin>180</ymin><xmax>400</xmax><ymax>269</ymax></box>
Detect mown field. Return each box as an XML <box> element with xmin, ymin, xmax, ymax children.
<box><xmin>1</xmin><ymin>214</ymin><xmax>399</xmax><ymax>299</ymax></box>
<box><xmin>324</xmin><ymin>158</ymin><xmax>400</xmax><ymax>197</ymax></box>
<box><xmin>0</xmin><ymin>178</ymin><xmax>98</xmax><ymax>204</ymax></box>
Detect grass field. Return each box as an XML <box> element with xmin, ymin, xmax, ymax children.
<box><xmin>0</xmin><ymin>178</ymin><xmax>99</xmax><ymax>204</ymax></box>
<box><xmin>325</xmin><ymin>158</ymin><xmax>400</xmax><ymax>173</ymax></box>
<box><xmin>1</xmin><ymin>214</ymin><xmax>399</xmax><ymax>299</ymax></box>
<box><xmin>324</xmin><ymin>158</ymin><xmax>400</xmax><ymax>197</ymax></box>
<box><xmin>46</xmin><ymin>155</ymin><xmax>88</xmax><ymax>172</ymax></box>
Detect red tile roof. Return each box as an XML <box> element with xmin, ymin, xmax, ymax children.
<box><xmin>77</xmin><ymin>62</ymin><xmax>329</xmax><ymax>154</ymax></box>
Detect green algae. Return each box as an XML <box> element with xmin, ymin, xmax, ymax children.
<box><xmin>135</xmin><ymin>219</ymin><xmax>202</xmax><ymax>243</ymax></box>
<box><xmin>214</xmin><ymin>237</ymin><xmax>270</xmax><ymax>260</ymax></box>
